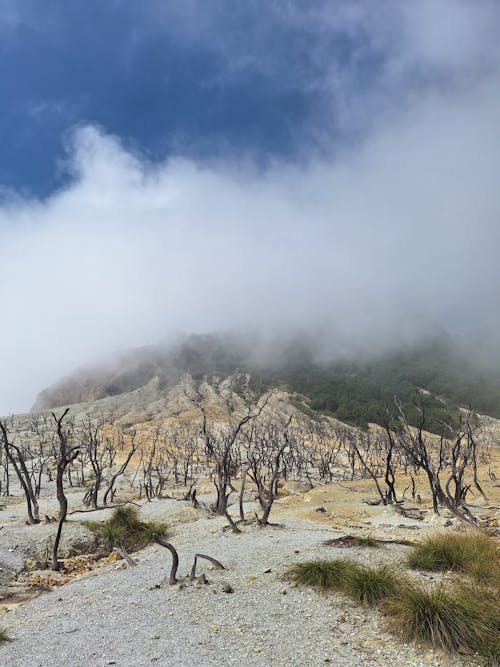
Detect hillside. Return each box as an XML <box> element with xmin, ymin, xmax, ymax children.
<box><xmin>2</xmin><ymin>333</ymin><xmax>499</xmax><ymax>667</ymax></box>
<box><xmin>32</xmin><ymin>330</ymin><xmax>500</xmax><ymax>437</ymax></box>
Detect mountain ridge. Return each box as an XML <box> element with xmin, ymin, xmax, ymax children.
<box><xmin>30</xmin><ymin>330</ymin><xmax>500</xmax><ymax>437</ymax></box>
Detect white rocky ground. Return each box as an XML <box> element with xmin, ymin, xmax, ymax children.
<box><xmin>0</xmin><ymin>496</ymin><xmax>464</xmax><ymax>667</ymax></box>
<box><xmin>2</xmin><ymin>372</ymin><xmax>497</xmax><ymax>667</ymax></box>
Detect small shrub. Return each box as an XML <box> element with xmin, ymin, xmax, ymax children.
<box><xmin>83</xmin><ymin>505</ymin><xmax>168</xmax><ymax>553</ymax></box>
<box><xmin>140</xmin><ymin>520</ymin><xmax>170</xmax><ymax>544</ymax></box>
<box><xmin>382</xmin><ymin>581</ymin><xmax>499</xmax><ymax>660</ymax></box>
<box><xmin>99</xmin><ymin>522</ymin><xmax>127</xmax><ymax>550</ymax></box>
<box><xmin>344</xmin><ymin>564</ymin><xmax>400</xmax><ymax>606</ymax></box>
<box><xmin>285</xmin><ymin>559</ymin><xmax>351</xmax><ymax>591</ymax></box>
<box><xmin>407</xmin><ymin>532</ymin><xmax>499</xmax><ymax>583</ymax></box>
<box><xmin>0</xmin><ymin>628</ymin><xmax>9</xmax><ymax>642</ymax></box>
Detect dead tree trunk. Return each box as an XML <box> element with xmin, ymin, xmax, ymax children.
<box><xmin>238</xmin><ymin>464</ymin><xmax>251</xmax><ymax>521</ymax></box>
<box><xmin>154</xmin><ymin>537</ymin><xmax>179</xmax><ymax>585</ymax></box>
<box><xmin>394</xmin><ymin>400</ymin><xmax>478</xmax><ymax>526</ymax></box>
<box><xmin>103</xmin><ymin>438</ymin><xmax>136</xmax><ymax>505</ymax></box>
<box><xmin>259</xmin><ymin>417</ymin><xmax>293</xmax><ymax>525</ymax></box>
<box><xmin>195</xmin><ymin>390</ymin><xmax>271</xmax><ymax>517</ymax></box>
<box><xmin>52</xmin><ymin>409</ymin><xmax>80</xmax><ymax>570</ymax></box>
<box><xmin>0</xmin><ymin>420</ymin><xmax>40</xmax><ymax>524</ymax></box>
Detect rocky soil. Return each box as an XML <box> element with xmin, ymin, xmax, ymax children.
<box><xmin>1</xmin><ymin>512</ymin><xmax>456</xmax><ymax>667</ymax></box>
<box><xmin>1</xmin><ymin>374</ymin><xmax>498</xmax><ymax>667</ymax></box>
<box><xmin>2</xmin><ymin>479</ymin><xmax>492</xmax><ymax>667</ymax></box>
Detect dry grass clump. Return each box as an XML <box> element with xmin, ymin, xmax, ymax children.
<box><xmin>287</xmin><ymin>532</ymin><xmax>500</xmax><ymax>662</ymax></box>
<box><xmin>83</xmin><ymin>505</ymin><xmax>168</xmax><ymax>553</ymax></box>
<box><xmin>396</xmin><ymin>533</ymin><xmax>499</xmax><ymax>662</ymax></box>
<box><xmin>286</xmin><ymin>559</ymin><xmax>400</xmax><ymax>606</ymax></box>
<box><xmin>407</xmin><ymin>532</ymin><xmax>499</xmax><ymax>584</ymax></box>
<box><xmin>344</xmin><ymin>564</ymin><xmax>399</xmax><ymax>606</ymax></box>
<box><xmin>286</xmin><ymin>558</ymin><xmax>352</xmax><ymax>591</ymax></box>
<box><xmin>382</xmin><ymin>581</ymin><xmax>499</xmax><ymax>663</ymax></box>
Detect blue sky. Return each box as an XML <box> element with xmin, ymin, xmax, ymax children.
<box><xmin>1</xmin><ymin>1</ymin><xmax>340</xmax><ymax>195</ymax></box>
<box><xmin>2</xmin><ymin>1</ymin><xmax>498</xmax><ymax>197</ymax></box>
<box><xmin>0</xmin><ymin>0</ymin><xmax>465</xmax><ymax>197</ymax></box>
<box><xmin>1</xmin><ymin>1</ymin><xmax>500</xmax><ymax>413</ymax></box>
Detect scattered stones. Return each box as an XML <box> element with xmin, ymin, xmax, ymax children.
<box><xmin>2</xmin><ymin>488</ymin><xmax>488</xmax><ymax>667</ymax></box>
<box><xmin>363</xmin><ymin>499</ymin><xmax>382</xmax><ymax>506</ymax></box>
<box><xmin>171</xmin><ymin>581</ymin><xmax>185</xmax><ymax>591</ymax></box>
<box><xmin>393</xmin><ymin>505</ymin><xmax>426</xmax><ymax>521</ymax></box>
<box><xmin>195</xmin><ymin>573</ymin><xmax>209</xmax><ymax>586</ymax></box>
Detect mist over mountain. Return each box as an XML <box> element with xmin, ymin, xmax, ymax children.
<box><xmin>1</xmin><ymin>2</ymin><xmax>499</xmax><ymax>415</ymax></box>
<box><xmin>31</xmin><ymin>326</ymin><xmax>500</xmax><ymax>436</ymax></box>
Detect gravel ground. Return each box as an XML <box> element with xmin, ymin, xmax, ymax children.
<box><xmin>0</xmin><ymin>510</ymin><xmax>460</xmax><ymax>667</ymax></box>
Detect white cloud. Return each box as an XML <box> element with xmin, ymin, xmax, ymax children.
<box><xmin>1</xmin><ymin>1</ymin><xmax>499</xmax><ymax>414</ymax></box>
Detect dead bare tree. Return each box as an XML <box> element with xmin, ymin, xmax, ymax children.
<box><xmin>51</xmin><ymin>409</ymin><xmax>80</xmax><ymax>570</ymax></box>
<box><xmin>164</xmin><ymin>422</ymin><xmax>201</xmax><ymax>487</ymax></box>
<box><xmin>248</xmin><ymin>416</ymin><xmax>294</xmax><ymax>525</ymax></box>
<box><xmin>0</xmin><ymin>437</ymin><xmax>8</xmax><ymax>496</ymax></box>
<box><xmin>154</xmin><ymin>536</ymin><xmax>225</xmax><ymax>587</ymax></box>
<box><xmin>392</xmin><ymin>399</ymin><xmax>479</xmax><ymax>525</ymax></box>
<box><xmin>103</xmin><ymin>430</ymin><xmax>137</xmax><ymax>505</ymax></box>
<box><xmin>342</xmin><ymin>428</ymin><xmax>391</xmax><ymax>504</ymax></box>
<box><xmin>311</xmin><ymin>421</ymin><xmax>343</xmax><ymax>484</ymax></box>
<box><xmin>190</xmin><ymin>383</ymin><xmax>271</xmax><ymax>516</ymax></box>
<box><xmin>371</xmin><ymin>424</ymin><xmax>398</xmax><ymax>504</ymax></box>
<box><xmin>27</xmin><ymin>415</ymin><xmax>56</xmax><ymax>497</ymax></box>
<box><xmin>81</xmin><ymin>416</ymin><xmax>107</xmax><ymax>509</ymax></box>
<box><xmin>0</xmin><ymin>419</ymin><xmax>40</xmax><ymax>523</ymax></box>
<box><xmin>442</xmin><ymin>410</ymin><xmax>488</xmax><ymax>506</ymax></box>
<box><xmin>135</xmin><ymin>426</ymin><xmax>173</xmax><ymax>500</ymax></box>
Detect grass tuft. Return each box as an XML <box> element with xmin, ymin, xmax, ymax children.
<box><xmin>382</xmin><ymin>580</ymin><xmax>499</xmax><ymax>661</ymax></box>
<box><xmin>0</xmin><ymin>628</ymin><xmax>9</xmax><ymax>642</ymax></box>
<box><xmin>289</xmin><ymin>533</ymin><xmax>500</xmax><ymax>660</ymax></box>
<box><xmin>83</xmin><ymin>505</ymin><xmax>168</xmax><ymax>553</ymax></box>
<box><xmin>407</xmin><ymin>532</ymin><xmax>499</xmax><ymax>583</ymax></box>
<box><xmin>344</xmin><ymin>564</ymin><xmax>400</xmax><ymax>606</ymax></box>
<box><xmin>286</xmin><ymin>558</ymin><xmax>400</xmax><ymax>606</ymax></box>
<box><xmin>285</xmin><ymin>558</ymin><xmax>352</xmax><ymax>591</ymax></box>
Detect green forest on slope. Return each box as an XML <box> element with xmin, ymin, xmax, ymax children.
<box><xmin>240</xmin><ymin>336</ymin><xmax>500</xmax><ymax>434</ymax></box>
<box><xmin>35</xmin><ymin>330</ymin><xmax>500</xmax><ymax>437</ymax></box>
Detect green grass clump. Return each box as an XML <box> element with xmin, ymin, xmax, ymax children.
<box><xmin>286</xmin><ymin>558</ymin><xmax>400</xmax><ymax>606</ymax></box>
<box><xmin>285</xmin><ymin>559</ymin><xmax>352</xmax><ymax>591</ymax></box>
<box><xmin>344</xmin><ymin>564</ymin><xmax>400</xmax><ymax>606</ymax></box>
<box><xmin>407</xmin><ymin>532</ymin><xmax>499</xmax><ymax>583</ymax></box>
<box><xmin>288</xmin><ymin>533</ymin><xmax>500</xmax><ymax>661</ymax></box>
<box><xmin>382</xmin><ymin>581</ymin><xmax>499</xmax><ymax>661</ymax></box>
<box><xmin>0</xmin><ymin>628</ymin><xmax>9</xmax><ymax>642</ymax></box>
<box><xmin>83</xmin><ymin>505</ymin><xmax>168</xmax><ymax>553</ymax></box>
<box><xmin>461</xmin><ymin>583</ymin><xmax>500</xmax><ymax>664</ymax></box>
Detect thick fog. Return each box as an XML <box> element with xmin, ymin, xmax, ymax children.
<box><xmin>1</xmin><ymin>1</ymin><xmax>500</xmax><ymax>414</ymax></box>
